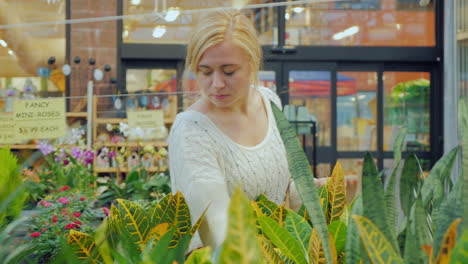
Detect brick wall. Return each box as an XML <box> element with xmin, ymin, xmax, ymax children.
<box><xmin>69</xmin><ymin>0</ymin><xmax>118</xmax><ymax>117</ymax></box>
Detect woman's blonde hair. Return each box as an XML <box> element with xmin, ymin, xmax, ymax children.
<box><xmin>184</xmin><ymin>9</ymin><xmax>262</xmax><ymax>86</ymax></box>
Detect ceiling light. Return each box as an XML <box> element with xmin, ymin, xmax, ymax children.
<box><xmin>332</xmin><ymin>26</ymin><xmax>360</xmax><ymax>40</ymax></box>
<box><xmin>131</xmin><ymin>0</ymin><xmax>141</xmax><ymax>5</ymax></box>
<box><xmin>152</xmin><ymin>26</ymin><xmax>166</xmax><ymax>38</ymax></box>
<box><xmin>164</xmin><ymin>7</ymin><xmax>180</xmax><ymax>22</ymax></box>
<box><xmin>8</xmin><ymin>49</ymin><xmax>14</xmax><ymax>56</ymax></box>
<box><xmin>293</xmin><ymin>7</ymin><xmax>304</xmax><ymax>13</ymax></box>
<box><xmin>0</xmin><ymin>39</ymin><xmax>7</xmax><ymax>47</ymax></box>
<box><xmin>123</xmin><ymin>30</ymin><xmax>129</xmax><ymax>38</ymax></box>
<box><xmin>285</xmin><ymin>13</ymin><xmax>290</xmax><ymax>20</ymax></box>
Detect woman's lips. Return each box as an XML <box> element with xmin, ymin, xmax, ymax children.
<box><xmin>213</xmin><ymin>95</ymin><xmax>229</xmax><ymax>100</ymax></box>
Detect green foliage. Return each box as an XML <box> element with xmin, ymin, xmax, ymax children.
<box><xmin>186</xmin><ymin>247</ymin><xmax>214</xmax><ymax>264</ymax></box>
<box><xmin>272</xmin><ymin>102</ymin><xmax>332</xmax><ymax>264</ymax></box>
<box><xmin>449</xmin><ymin>229</ymin><xmax>468</xmax><ymax>264</ymax></box>
<box><xmin>97</xmin><ymin>168</ymin><xmax>171</xmax><ymax>207</ymax></box>
<box><xmin>219</xmin><ymin>188</ymin><xmax>263</xmax><ymax>264</ymax></box>
<box><xmin>459</xmin><ymin>100</ymin><xmax>468</xmax><ymax>230</ymax></box>
<box><xmin>399</xmin><ymin>153</ymin><xmax>420</xmax><ymax>218</ymax></box>
<box><xmin>345</xmin><ymin>195</ymin><xmax>363</xmax><ymax>264</ymax></box>
<box><xmin>328</xmin><ymin>220</ymin><xmax>347</xmax><ymax>256</ymax></box>
<box><xmin>353</xmin><ymin>215</ymin><xmax>403</xmax><ymax>264</ymax></box>
<box><xmin>403</xmin><ymin>197</ymin><xmax>430</xmax><ymax>264</ymax></box>
<box><xmin>0</xmin><ymin>148</ymin><xmax>26</xmax><ymax>228</ymax></box>
<box><xmin>284</xmin><ymin>210</ymin><xmax>312</xmax><ymax>256</ymax></box>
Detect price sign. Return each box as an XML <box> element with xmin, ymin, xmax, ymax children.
<box><xmin>13</xmin><ymin>98</ymin><xmax>66</xmax><ymax>140</ymax></box>
<box><xmin>0</xmin><ymin>112</ymin><xmax>19</xmax><ymax>144</ymax></box>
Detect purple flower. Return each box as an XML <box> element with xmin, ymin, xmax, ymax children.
<box><xmin>54</xmin><ymin>148</ymin><xmax>67</xmax><ymax>162</ymax></box>
<box><xmin>7</xmin><ymin>90</ymin><xmax>14</xmax><ymax>96</ymax></box>
<box><xmin>37</xmin><ymin>141</ymin><xmax>55</xmax><ymax>156</ymax></box>
<box><xmin>81</xmin><ymin>150</ymin><xmax>94</xmax><ymax>166</ymax></box>
<box><xmin>63</xmin><ymin>159</ymin><xmax>70</xmax><ymax>166</ymax></box>
<box><xmin>71</xmin><ymin>147</ymin><xmax>82</xmax><ymax>159</ymax></box>
<box><xmin>109</xmin><ymin>151</ymin><xmax>116</xmax><ymax>158</ymax></box>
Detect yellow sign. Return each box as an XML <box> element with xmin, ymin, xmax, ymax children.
<box><xmin>13</xmin><ymin>98</ymin><xmax>66</xmax><ymax>140</ymax></box>
<box><xmin>0</xmin><ymin>112</ymin><xmax>19</xmax><ymax>144</ymax></box>
<box><xmin>127</xmin><ymin>110</ymin><xmax>164</xmax><ymax>140</ymax></box>
<box><xmin>128</xmin><ymin>110</ymin><xmax>164</xmax><ymax>129</ymax></box>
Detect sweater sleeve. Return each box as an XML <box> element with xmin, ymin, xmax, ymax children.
<box><xmin>168</xmin><ymin>117</ymin><xmax>230</xmax><ymax>250</ymax></box>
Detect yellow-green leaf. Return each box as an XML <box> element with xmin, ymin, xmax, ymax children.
<box><xmin>68</xmin><ymin>229</ymin><xmax>96</xmax><ymax>261</ymax></box>
<box><xmin>352</xmin><ymin>215</ymin><xmax>403</xmax><ymax>264</ymax></box>
<box><xmin>308</xmin><ymin>228</ymin><xmax>323</xmax><ymax>264</ymax></box>
<box><xmin>94</xmin><ymin>218</ymin><xmax>112</xmax><ymax>264</ymax></box>
<box><xmin>169</xmin><ymin>192</ymin><xmax>191</xmax><ymax>234</ymax></box>
<box><xmin>272</xmin><ymin>205</ymin><xmax>287</xmax><ymax>227</ymax></box>
<box><xmin>449</xmin><ymin>230</ymin><xmax>468</xmax><ymax>264</ymax></box>
<box><xmin>284</xmin><ymin>210</ymin><xmax>312</xmax><ymax>256</ymax></box>
<box><xmin>151</xmin><ymin>193</ymin><xmax>173</xmax><ymax>226</ymax></box>
<box><xmin>436</xmin><ymin>218</ymin><xmax>462</xmax><ymax>264</ymax></box>
<box><xmin>144</xmin><ymin>222</ymin><xmax>172</xmax><ymax>244</ymax></box>
<box><xmin>257</xmin><ymin>199</ymin><xmax>279</xmax><ymax>217</ymax></box>
<box><xmin>258</xmin><ymin>216</ymin><xmax>307</xmax><ymax>264</ymax></box>
<box><xmin>191</xmin><ymin>206</ymin><xmax>209</xmax><ymax>236</ymax></box>
<box><xmin>258</xmin><ymin>235</ymin><xmax>284</xmax><ymax>264</ymax></box>
<box><xmin>116</xmin><ymin>198</ymin><xmax>151</xmax><ymax>244</ymax></box>
<box><xmin>327</xmin><ymin>162</ymin><xmax>346</xmax><ymax>223</ymax></box>
<box><xmin>219</xmin><ymin>188</ymin><xmax>263</xmax><ymax>264</ymax></box>
<box><xmin>185</xmin><ymin>247</ymin><xmax>214</xmax><ymax>264</ymax></box>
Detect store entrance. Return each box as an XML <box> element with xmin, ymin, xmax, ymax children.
<box><xmin>262</xmin><ymin>61</ymin><xmax>439</xmax><ymax>180</ymax></box>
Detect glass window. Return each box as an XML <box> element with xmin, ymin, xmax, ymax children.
<box><xmin>0</xmin><ymin>0</ymin><xmax>66</xmax><ymax>109</ymax></box>
<box><xmin>123</xmin><ymin>0</ymin><xmax>276</xmax><ymax>45</ymax></box>
<box><xmin>288</xmin><ymin>71</ymin><xmax>331</xmax><ymax>146</ymax></box>
<box><xmin>337</xmin><ymin>72</ymin><xmax>377</xmax><ymax>151</ymax></box>
<box><xmin>108</xmin><ymin>68</ymin><xmax>179</xmax><ymax>122</ymax></box>
<box><xmin>285</xmin><ymin>0</ymin><xmax>435</xmax><ymax>46</ymax></box>
<box><xmin>383</xmin><ymin>72</ymin><xmax>430</xmax><ymax>152</ymax></box>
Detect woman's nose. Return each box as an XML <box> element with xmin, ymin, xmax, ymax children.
<box><xmin>212</xmin><ymin>71</ymin><xmax>225</xmax><ymax>88</ymax></box>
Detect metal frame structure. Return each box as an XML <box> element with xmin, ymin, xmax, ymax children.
<box><xmin>66</xmin><ymin>0</ymin><xmax>444</xmax><ymax>175</ymax></box>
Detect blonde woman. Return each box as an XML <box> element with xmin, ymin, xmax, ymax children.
<box><xmin>168</xmin><ymin>9</ymin><xmax>324</xmax><ymax>251</ymax></box>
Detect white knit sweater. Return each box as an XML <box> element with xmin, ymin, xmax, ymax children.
<box><xmin>168</xmin><ymin>87</ymin><xmax>293</xmax><ymax>250</ymax></box>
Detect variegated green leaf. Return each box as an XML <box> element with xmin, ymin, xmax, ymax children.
<box><xmin>219</xmin><ymin>188</ymin><xmax>263</xmax><ymax>264</ymax></box>
<box><xmin>433</xmin><ymin>178</ymin><xmax>463</xmax><ymax>254</ymax></box>
<box><xmin>116</xmin><ymin>199</ymin><xmax>151</xmax><ymax>244</ymax></box>
<box><xmin>185</xmin><ymin>247</ymin><xmax>214</xmax><ymax>264</ymax></box>
<box><xmin>169</xmin><ymin>191</ymin><xmax>191</xmax><ymax>234</ymax></box>
<box><xmin>353</xmin><ymin>215</ymin><xmax>403</xmax><ymax>264</ymax></box>
<box><xmin>400</xmin><ymin>153</ymin><xmax>420</xmax><ymax>218</ymax></box>
<box><xmin>421</xmin><ymin>147</ymin><xmax>458</xmax><ymax>208</ymax></box>
<box><xmin>435</xmin><ymin>218</ymin><xmax>461</xmax><ymax>264</ymax></box>
<box><xmin>258</xmin><ymin>216</ymin><xmax>307</xmax><ymax>264</ymax></box>
<box><xmin>272</xmin><ymin>102</ymin><xmax>332</xmax><ymax>264</ymax></box>
<box><xmin>257</xmin><ymin>199</ymin><xmax>279</xmax><ymax>217</ymax></box>
<box><xmin>151</xmin><ymin>193</ymin><xmax>173</xmax><ymax>226</ymax></box>
<box><xmin>328</xmin><ymin>220</ymin><xmax>347</xmax><ymax>256</ymax></box>
<box><xmin>384</xmin><ymin>163</ymin><xmax>399</xmax><ymax>246</ymax></box>
<box><xmin>362</xmin><ymin>153</ymin><xmax>398</xmax><ymax>252</ymax></box>
<box><xmin>403</xmin><ymin>197</ymin><xmax>430</xmax><ymax>264</ymax></box>
<box><xmin>319</xmin><ymin>185</ymin><xmax>329</xmax><ymax>222</ymax></box>
<box><xmin>345</xmin><ymin>195</ymin><xmax>363</xmax><ymax>264</ymax></box>
<box><xmin>190</xmin><ymin>206</ymin><xmax>209</xmax><ymax>236</ymax></box>
<box><xmin>327</xmin><ymin>162</ymin><xmax>346</xmax><ymax>224</ymax></box>
<box><xmin>284</xmin><ymin>210</ymin><xmax>312</xmax><ymax>256</ymax></box>
<box><xmin>258</xmin><ymin>235</ymin><xmax>284</xmax><ymax>264</ymax></box>
<box><xmin>272</xmin><ymin>205</ymin><xmax>287</xmax><ymax>227</ymax></box>
<box><xmin>68</xmin><ymin>229</ymin><xmax>97</xmax><ymax>261</ymax></box>
<box><xmin>392</xmin><ymin>127</ymin><xmax>408</xmax><ymax>163</ymax></box>
<box><xmin>108</xmin><ymin>203</ymin><xmax>123</xmax><ymax>247</ymax></box>
<box><xmin>308</xmin><ymin>228</ymin><xmax>323</xmax><ymax>264</ymax></box>
<box><xmin>449</xmin><ymin>229</ymin><xmax>468</xmax><ymax>264</ymax></box>
<box><xmin>459</xmin><ymin>100</ymin><xmax>468</xmax><ymax>230</ymax></box>
<box><xmin>144</xmin><ymin>223</ymin><xmax>172</xmax><ymax>245</ymax></box>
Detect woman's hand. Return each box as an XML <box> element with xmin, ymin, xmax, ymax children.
<box><xmin>314</xmin><ymin>177</ymin><xmax>328</xmax><ymax>188</ymax></box>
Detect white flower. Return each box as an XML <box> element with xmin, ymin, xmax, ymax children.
<box><xmin>119</xmin><ymin>123</ymin><xmax>129</xmax><ymax>137</ymax></box>
<box><xmin>106</xmin><ymin>124</ymin><xmax>114</xmax><ymax>132</ymax></box>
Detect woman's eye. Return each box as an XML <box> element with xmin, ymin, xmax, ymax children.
<box><xmin>224</xmin><ymin>71</ymin><xmax>235</xmax><ymax>76</ymax></box>
<box><xmin>201</xmin><ymin>71</ymin><xmax>212</xmax><ymax>76</ymax></box>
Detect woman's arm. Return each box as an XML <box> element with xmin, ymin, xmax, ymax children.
<box><xmin>168</xmin><ymin>119</ymin><xmax>230</xmax><ymax>250</ymax></box>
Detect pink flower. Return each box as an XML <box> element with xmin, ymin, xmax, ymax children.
<box><xmin>43</xmin><ymin>202</ymin><xmax>52</xmax><ymax>207</ymax></box>
<box><xmin>58</xmin><ymin>186</ymin><xmax>70</xmax><ymax>192</ymax></box>
<box><xmin>52</xmin><ymin>215</ymin><xmax>58</xmax><ymax>223</ymax></box>
<box><xmin>57</xmin><ymin>197</ymin><xmax>70</xmax><ymax>205</ymax></box>
<box><xmin>101</xmin><ymin>207</ymin><xmax>110</xmax><ymax>216</ymax></box>
<box><xmin>42</xmin><ymin>228</ymin><xmax>47</xmax><ymax>232</ymax></box>
<box><xmin>64</xmin><ymin>223</ymin><xmax>80</xmax><ymax>229</ymax></box>
<box><xmin>72</xmin><ymin>212</ymin><xmax>81</xmax><ymax>217</ymax></box>
<box><xmin>73</xmin><ymin>221</ymin><xmax>83</xmax><ymax>225</ymax></box>
<box><xmin>79</xmin><ymin>197</ymin><xmax>86</xmax><ymax>201</ymax></box>
<box><xmin>30</xmin><ymin>232</ymin><xmax>41</xmax><ymax>237</ymax></box>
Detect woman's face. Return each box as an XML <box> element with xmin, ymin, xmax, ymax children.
<box><xmin>196</xmin><ymin>39</ymin><xmax>252</xmax><ymax>109</ymax></box>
